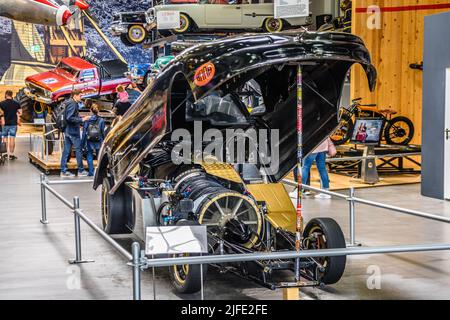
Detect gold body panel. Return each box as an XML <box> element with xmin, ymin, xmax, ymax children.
<box><xmin>201</xmin><ymin>163</ymin><xmax>243</xmax><ymax>184</ymax></box>
<box><xmin>246</xmin><ymin>183</ymin><xmax>297</xmax><ymax>233</ymax></box>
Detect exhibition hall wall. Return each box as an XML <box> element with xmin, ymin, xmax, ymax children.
<box><xmin>351</xmin><ymin>0</ymin><xmax>450</xmax><ymax>145</ymax></box>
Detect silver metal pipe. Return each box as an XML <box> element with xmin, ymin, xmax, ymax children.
<box><xmin>349</xmin><ymin>187</ymin><xmax>356</xmax><ymax>246</ymax></box>
<box><xmin>73</xmin><ymin>197</ymin><xmax>82</xmax><ymax>262</ymax></box>
<box><xmin>352</xmin><ymin>197</ymin><xmax>450</xmax><ymax>224</ymax></box>
<box><xmin>282</xmin><ymin>179</ymin><xmax>348</xmax><ymax>199</ymax></box>
<box><xmin>46</xmin><ymin>179</ymin><xmax>94</xmax><ymax>185</ymax></box>
<box><xmin>74</xmin><ymin>209</ymin><xmax>133</xmax><ymax>261</ymax></box>
<box><xmin>132</xmin><ymin>242</ymin><xmax>142</xmax><ymax>301</ymax></box>
<box><xmin>43</xmin><ymin>183</ymin><xmax>74</xmax><ymax>209</ymax></box>
<box><xmin>40</xmin><ymin>174</ymin><xmax>49</xmax><ymax>224</ymax></box>
<box><xmin>142</xmin><ymin>243</ymin><xmax>450</xmax><ymax>268</ymax></box>
<box><xmin>283</xmin><ymin>179</ymin><xmax>449</xmax><ymax>224</ymax></box>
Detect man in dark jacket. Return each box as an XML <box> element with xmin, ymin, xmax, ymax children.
<box><xmin>60</xmin><ymin>89</ymin><xmax>89</xmax><ymax>177</ymax></box>
<box><xmin>81</xmin><ymin>103</ymin><xmax>105</xmax><ymax>176</ymax></box>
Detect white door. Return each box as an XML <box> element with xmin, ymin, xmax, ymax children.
<box><xmin>444</xmin><ymin>69</ymin><xmax>450</xmax><ymax>199</ymax></box>
<box><xmin>205</xmin><ymin>4</ymin><xmax>242</xmax><ymax>26</ymax></box>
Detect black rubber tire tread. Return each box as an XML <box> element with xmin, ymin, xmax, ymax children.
<box><xmin>101</xmin><ymin>177</ymin><xmax>132</xmax><ymax>234</ymax></box>
<box><xmin>303</xmin><ymin>218</ymin><xmax>346</xmax><ymax>285</ymax></box>
<box><xmin>169</xmin><ymin>220</ymin><xmax>207</xmax><ymax>294</ymax></box>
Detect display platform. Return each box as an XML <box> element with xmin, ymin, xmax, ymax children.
<box><xmin>28</xmin><ymin>151</ymin><xmax>97</xmax><ymax>174</ymax></box>
<box><xmin>329</xmin><ymin>144</ymin><xmax>421</xmax><ymax>177</ymax></box>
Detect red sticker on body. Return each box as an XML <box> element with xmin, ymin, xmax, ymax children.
<box><xmin>194</xmin><ymin>62</ymin><xmax>216</xmax><ymax>87</ymax></box>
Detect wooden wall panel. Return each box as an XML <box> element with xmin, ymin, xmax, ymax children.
<box><xmin>351</xmin><ymin>0</ymin><xmax>450</xmax><ymax>144</ymax></box>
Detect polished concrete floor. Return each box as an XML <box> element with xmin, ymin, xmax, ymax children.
<box><xmin>1</xmin><ymin>138</ymin><xmax>450</xmax><ymax>300</ymax></box>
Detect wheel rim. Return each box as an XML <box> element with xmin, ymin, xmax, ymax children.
<box><xmin>174</xmin><ymin>15</ymin><xmax>189</xmax><ymax>33</ymax></box>
<box><xmin>173</xmin><ymin>254</ymin><xmax>189</xmax><ymax>284</ymax></box>
<box><xmin>305</xmin><ymin>225</ymin><xmax>329</xmax><ymax>280</ymax></box>
<box><xmin>128</xmin><ymin>25</ymin><xmax>146</xmax><ymax>43</ymax></box>
<box><xmin>198</xmin><ymin>193</ymin><xmax>262</xmax><ymax>248</ymax></box>
<box><xmin>266</xmin><ymin>18</ymin><xmax>282</xmax><ymax>32</ymax></box>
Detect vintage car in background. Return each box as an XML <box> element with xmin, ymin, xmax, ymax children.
<box><xmin>94</xmin><ymin>32</ymin><xmax>376</xmax><ymax>294</ymax></box>
<box><xmin>127</xmin><ymin>55</ymin><xmax>175</xmax><ymax>90</ymax></box>
<box><xmin>111</xmin><ymin>1</ymin><xmax>312</xmax><ymax>46</ymax></box>
<box><xmin>148</xmin><ymin>1</ymin><xmax>313</xmax><ymax>34</ymax></box>
<box><xmin>17</xmin><ymin>56</ymin><xmax>131</xmax><ymax>122</ymax></box>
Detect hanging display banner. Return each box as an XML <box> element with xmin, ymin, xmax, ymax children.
<box><xmin>274</xmin><ymin>0</ymin><xmax>310</xmax><ymax>19</ymax></box>
<box><xmin>157</xmin><ymin>10</ymin><xmax>181</xmax><ymax>30</ymax></box>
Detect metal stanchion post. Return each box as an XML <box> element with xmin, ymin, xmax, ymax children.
<box><xmin>348</xmin><ymin>187</ymin><xmax>361</xmax><ymax>247</ymax></box>
<box><xmin>69</xmin><ymin>197</ymin><xmax>94</xmax><ymax>264</ymax></box>
<box><xmin>40</xmin><ymin>174</ymin><xmax>49</xmax><ymax>224</ymax></box>
<box><xmin>132</xmin><ymin>242</ymin><xmax>142</xmax><ymax>300</ymax></box>
<box><xmin>200</xmin><ymin>257</ymin><xmax>204</xmax><ymax>301</ymax></box>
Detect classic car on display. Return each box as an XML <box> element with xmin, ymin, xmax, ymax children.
<box><xmin>17</xmin><ymin>56</ymin><xmax>131</xmax><ymax>122</ymax></box>
<box><xmin>111</xmin><ymin>1</ymin><xmax>313</xmax><ymax>46</ymax></box>
<box><xmin>94</xmin><ymin>32</ymin><xmax>376</xmax><ymax>293</ymax></box>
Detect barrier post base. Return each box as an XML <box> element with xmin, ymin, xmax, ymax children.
<box><xmin>68</xmin><ymin>259</ymin><xmax>95</xmax><ymax>265</ymax></box>
<box><xmin>283</xmin><ymin>288</ymin><xmax>300</xmax><ymax>300</ymax></box>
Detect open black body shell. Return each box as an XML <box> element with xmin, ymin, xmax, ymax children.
<box><xmin>94</xmin><ymin>32</ymin><xmax>376</xmax><ymax>192</ymax></box>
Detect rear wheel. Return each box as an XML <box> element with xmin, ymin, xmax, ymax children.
<box><xmin>101</xmin><ymin>177</ymin><xmax>132</xmax><ymax>234</ymax></box>
<box><xmin>303</xmin><ymin>218</ymin><xmax>346</xmax><ymax>285</ymax></box>
<box><xmin>126</xmin><ymin>25</ymin><xmax>147</xmax><ymax>45</ymax></box>
<box><xmin>169</xmin><ymin>220</ymin><xmax>207</xmax><ymax>294</ymax></box>
<box><xmin>384</xmin><ymin>116</ymin><xmax>414</xmax><ymax>145</ymax></box>
<box><xmin>263</xmin><ymin>18</ymin><xmax>284</xmax><ymax>33</ymax></box>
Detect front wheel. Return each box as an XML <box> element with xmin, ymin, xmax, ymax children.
<box><xmin>331</xmin><ymin>114</ymin><xmax>354</xmax><ymax>145</ymax></box>
<box><xmin>126</xmin><ymin>25</ymin><xmax>148</xmax><ymax>45</ymax></box>
<box><xmin>172</xmin><ymin>13</ymin><xmax>192</xmax><ymax>34</ymax></box>
<box><xmin>303</xmin><ymin>218</ymin><xmax>346</xmax><ymax>285</ymax></box>
<box><xmin>169</xmin><ymin>220</ymin><xmax>207</xmax><ymax>294</ymax></box>
<box><xmin>384</xmin><ymin>116</ymin><xmax>415</xmax><ymax>145</ymax></box>
<box><xmin>263</xmin><ymin>18</ymin><xmax>284</xmax><ymax>33</ymax></box>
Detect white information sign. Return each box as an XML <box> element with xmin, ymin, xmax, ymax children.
<box><xmin>145</xmin><ymin>226</ymin><xmax>208</xmax><ymax>255</ymax></box>
<box><xmin>274</xmin><ymin>0</ymin><xmax>310</xmax><ymax>19</ymax></box>
<box><xmin>157</xmin><ymin>10</ymin><xmax>181</xmax><ymax>30</ymax></box>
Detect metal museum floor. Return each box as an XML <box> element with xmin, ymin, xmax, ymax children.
<box><xmin>1</xmin><ymin>137</ymin><xmax>450</xmax><ymax>300</ymax></box>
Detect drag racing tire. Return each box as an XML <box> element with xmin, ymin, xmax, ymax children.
<box><xmin>101</xmin><ymin>177</ymin><xmax>132</xmax><ymax>234</ymax></box>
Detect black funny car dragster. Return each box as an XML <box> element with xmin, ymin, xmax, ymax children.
<box><xmin>93</xmin><ymin>32</ymin><xmax>376</xmax><ymax>293</ymax></box>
